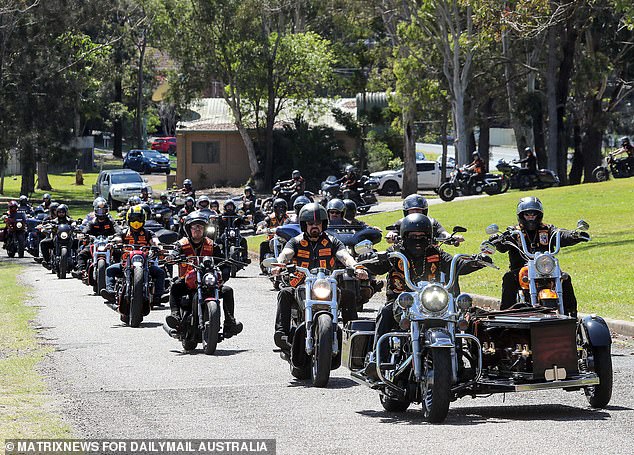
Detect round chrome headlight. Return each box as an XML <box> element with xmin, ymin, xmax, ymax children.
<box><xmin>535</xmin><ymin>254</ymin><xmax>556</xmax><ymax>275</ymax></box>
<box><xmin>207</xmin><ymin>226</ymin><xmax>216</xmax><ymax>237</ymax></box>
<box><xmin>16</xmin><ymin>222</ymin><xmax>23</xmax><ymax>229</ymax></box>
<box><xmin>456</xmin><ymin>293</ymin><xmax>473</xmax><ymax>311</ymax></box>
<box><xmin>420</xmin><ymin>284</ymin><xmax>449</xmax><ymax>314</ymax></box>
<box><xmin>229</xmin><ymin>230</ymin><xmax>236</xmax><ymax>238</ymax></box>
<box><xmin>60</xmin><ymin>232</ymin><xmax>69</xmax><ymax>240</ymax></box>
<box><xmin>396</xmin><ymin>292</ymin><xmax>415</xmax><ymax>310</ymax></box>
<box><xmin>312</xmin><ymin>279</ymin><xmax>332</xmax><ymax>300</ymax></box>
<box><xmin>203</xmin><ymin>273</ymin><xmax>217</xmax><ymax>287</ymax></box>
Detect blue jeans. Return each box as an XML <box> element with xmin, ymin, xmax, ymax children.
<box><xmin>106</xmin><ymin>262</ymin><xmax>165</xmax><ymax>297</ymax></box>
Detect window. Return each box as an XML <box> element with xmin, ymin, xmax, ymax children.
<box><xmin>192</xmin><ymin>142</ymin><xmax>220</xmax><ymax>164</ymax></box>
<box><xmin>417</xmin><ymin>163</ymin><xmax>435</xmax><ymax>172</ymax></box>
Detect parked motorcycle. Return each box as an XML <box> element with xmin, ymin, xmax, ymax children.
<box><xmin>437</xmin><ymin>166</ymin><xmax>507</xmax><ymax>202</ymax></box>
<box><xmin>496</xmin><ymin>159</ymin><xmax>559</xmax><ymax>190</ymax></box>
<box><xmin>164</xmin><ymin>256</ymin><xmax>239</xmax><ymax>354</ymax></box>
<box><xmin>320</xmin><ymin>175</ymin><xmax>379</xmax><ymax>214</ymax></box>
<box><xmin>263</xmin><ymin>257</ymin><xmax>363</xmax><ymax>387</ymax></box>
<box><xmin>261</xmin><ymin>182</ymin><xmax>314</xmax><ymax>213</ymax></box>
<box><xmin>2</xmin><ymin>216</ymin><xmax>27</xmax><ymax>258</ymax></box>
<box><xmin>592</xmin><ymin>153</ymin><xmax>632</xmax><ymax>182</ymax></box>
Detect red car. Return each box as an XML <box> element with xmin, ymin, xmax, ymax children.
<box><xmin>150</xmin><ymin>137</ymin><xmax>176</xmax><ymax>155</ymax></box>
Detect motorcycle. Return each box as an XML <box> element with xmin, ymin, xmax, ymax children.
<box><xmin>26</xmin><ymin>210</ymin><xmax>47</xmax><ymax>257</ymax></box>
<box><xmin>110</xmin><ymin>244</ymin><xmax>164</xmax><ymax>327</ymax></box>
<box><xmin>85</xmin><ymin>235</ymin><xmax>114</xmax><ymax>295</ymax></box>
<box><xmin>437</xmin><ymin>166</ymin><xmax>507</xmax><ymax>202</ymax></box>
<box><xmin>150</xmin><ymin>202</ymin><xmax>173</xmax><ymax>229</ymax></box>
<box><xmin>261</xmin><ymin>182</ymin><xmax>314</xmax><ymax>213</ymax></box>
<box><xmin>40</xmin><ymin>222</ymin><xmax>78</xmax><ymax>279</ymax></box>
<box><xmin>221</xmin><ymin>215</ymin><xmax>249</xmax><ymax>277</ymax></box>
<box><xmin>164</xmin><ymin>256</ymin><xmax>239</xmax><ymax>354</ymax></box>
<box><xmin>346</xmin><ymin>224</ymin><xmax>612</xmax><ymax>422</ymax></box>
<box><xmin>263</xmin><ymin>256</ymin><xmax>365</xmax><ymax>387</ymax></box>
<box><xmin>2</xmin><ymin>216</ymin><xmax>27</xmax><ymax>258</ymax></box>
<box><xmin>320</xmin><ymin>175</ymin><xmax>380</xmax><ymax>214</ymax></box>
<box><xmin>592</xmin><ymin>153</ymin><xmax>632</xmax><ymax>182</ymax></box>
<box><xmin>496</xmin><ymin>159</ymin><xmax>559</xmax><ymax>190</ymax></box>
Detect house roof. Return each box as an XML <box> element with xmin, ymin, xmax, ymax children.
<box><xmin>176</xmin><ymin>97</ymin><xmax>357</xmax><ymax>133</ymax></box>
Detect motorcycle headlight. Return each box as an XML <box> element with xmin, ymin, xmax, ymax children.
<box><xmin>396</xmin><ymin>292</ymin><xmax>415</xmax><ymax>310</ymax></box>
<box><xmin>535</xmin><ymin>254</ymin><xmax>556</xmax><ymax>275</ymax></box>
<box><xmin>60</xmin><ymin>232</ymin><xmax>69</xmax><ymax>240</ymax></box>
<box><xmin>312</xmin><ymin>279</ymin><xmax>332</xmax><ymax>300</ymax></box>
<box><xmin>420</xmin><ymin>284</ymin><xmax>449</xmax><ymax>314</ymax></box>
<box><xmin>16</xmin><ymin>222</ymin><xmax>23</xmax><ymax>229</ymax></box>
<box><xmin>207</xmin><ymin>226</ymin><xmax>216</xmax><ymax>237</ymax></box>
<box><xmin>203</xmin><ymin>273</ymin><xmax>217</xmax><ymax>287</ymax></box>
<box><xmin>97</xmin><ymin>246</ymin><xmax>107</xmax><ymax>252</ymax></box>
<box><xmin>229</xmin><ymin>230</ymin><xmax>236</xmax><ymax>238</ymax></box>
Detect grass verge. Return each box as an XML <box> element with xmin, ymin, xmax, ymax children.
<box><xmin>0</xmin><ymin>262</ymin><xmax>72</xmax><ymax>440</ymax></box>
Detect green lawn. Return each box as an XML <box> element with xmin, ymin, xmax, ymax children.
<box><xmin>0</xmin><ymin>263</ymin><xmax>73</xmax><ymax>439</ymax></box>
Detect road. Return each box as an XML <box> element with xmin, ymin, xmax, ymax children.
<box><xmin>15</xmin><ymin>258</ymin><xmax>633</xmax><ymax>455</ymax></box>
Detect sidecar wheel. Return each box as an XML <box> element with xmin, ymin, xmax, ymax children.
<box><xmin>202</xmin><ymin>300</ymin><xmax>221</xmax><ymax>355</ymax></box>
<box><xmin>380</xmin><ymin>394</ymin><xmax>410</xmax><ymax>412</ymax></box>
<box><xmin>311</xmin><ymin>313</ymin><xmax>333</xmax><ymax>387</ymax></box>
<box><xmin>585</xmin><ymin>346</ymin><xmax>613</xmax><ymax>408</ymax></box>
<box><xmin>420</xmin><ymin>348</ymin><xmax>452</xmax><ymax>423</ymax></box>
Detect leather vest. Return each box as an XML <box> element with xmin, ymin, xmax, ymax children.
<box><xmin>123</xmin><ymin>228</ymin><xmax>150</xmax><ymax>246</ymax></box>
<box><xmin>177</xmin><ymin>237</ymin><xmax>214</xmax><ymax>278</ymax></box>
<box><xmin>267</xmin><ymin>214</ymin><xmax>289</xmax><ymax>239</ymax></box>
<box><xmin>387</xmin><ymin>250</ymin><xmax>442</xmax><ymax>296</ymax></box>
<box><xmin>290</xmin><ymin>234</ymin><xmax>337</xmax><ymax>287</ymax></box>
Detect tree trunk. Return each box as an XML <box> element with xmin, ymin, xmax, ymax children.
<box><xmin>569</xmin><ymin>123</ymin><xmax>583</xmax><ymax>185</ymax></box>
<box><xmin>401</xmin><ymin>107</ymin><xmax>417</xmax><ymax>197</ymax></box>
<box><xmin>440</xmin><ymin>105</ymin><xmax>449</xmax><ymax>183</ymax></box>
<box><xmin>113</xmin><ymin>41</ymin><xmax>123</xmax><ymax>158</ymax></box>
<box><xmin>135</xmin><ymin>31</ymin><xmax>147</xmax><ymax>149</ymax></box>
<box><xmin>502</xmin><ymin>27</ymin><xmax>528</xmax><ymax>156</ymax></box>
<box><xmin>37</xmin><ymin>158</ymin><xmax>52</xmax><ymax>191</ymax></box>
<box><xmin>531</xmin><ymin>96</ymin><xmax>547</xmax><ymax>169</ymax></box>
<box><xmin>20</xmin><ymin>140</ymin><xmax>36</xmax><ymax>195</ymax></box>
<box><xmin>546</xmin><ymin>25</ymin><xmax>559</xmax><ymax>172</ymax></box>
<box><xmin>478</xmin><ymin>97</ymin><xmax>492</xmax><ymax>171</ymax></box>
<box><xmin>453</xmin><ymin>91</ymin><xmax>468</xmax><ymax>165</ymax></box>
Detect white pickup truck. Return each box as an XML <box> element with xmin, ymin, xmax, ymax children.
<box><xmin>370</xmin><ymin>160</ymin><xmax>453</xmax><ymax>195</ymax></box>
<box><xmin>92</xmin><ymin>169</ymin><xmax>152</xmax><ymax>208</ymax></box>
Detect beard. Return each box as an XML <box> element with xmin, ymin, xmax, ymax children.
<box><xmin>308</xmin><ymin>227</ymin><xmax>321</xmax><ymax>238</ymax></box>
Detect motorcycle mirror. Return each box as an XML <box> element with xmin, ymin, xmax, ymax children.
<box><xmin>480</xmin><ymin>241</ymin><xmax>496</xmax><ymax>255</ymax></box>
<box><xmin>453</xmin><ymin>225</ymin><xmax>467</xmax><ymax>234</ymax></box>
<box><xmin>354</xmin><ymin>239</ymin><xmax>374</xmax><ymax>256</ymax></box>
<box><xmin>261</xmin><ymin>257</ymin><xmax>278</xmax><ymax>268</ymax></box>
<box><xmin>485</xmin><ymin>224</ymin><xmax>499</xmax><ymax>235</ymax></box>
<box><xmin>576</xmin><ymin>219</ymin><xmax>589</xmax><ymax>231</ymax></box>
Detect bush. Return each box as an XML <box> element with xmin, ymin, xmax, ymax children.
<box><xmin>367</xmin><ymin>133</ymin><xmax>394</xmax><ymax>172</ymax></box>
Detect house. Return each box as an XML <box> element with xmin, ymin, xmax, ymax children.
<box><xmin>175</xmin><ymin>97</ymin><xmax>358</xmax><ymax>188</ymax></box>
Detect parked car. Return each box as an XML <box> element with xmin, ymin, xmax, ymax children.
<box><xmin>150</xmin><ymin>137</ymin><xmax>176</xmax><ymax>155</ymax></box>
<box><xmin>123</xmin><ymin>149</ymin><xmax>171</xmax><ymax>174</ymax></box>
<box><xmin>92</xmin><ymin>170</ymin><xmax>152</xmax><ymax>208</ymax></box>
<box><xmin>370</xmin><ymin>160</ymin><xmax>453</xmax><ymax>195</ymax></box>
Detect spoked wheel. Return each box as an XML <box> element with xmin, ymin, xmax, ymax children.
<box><xmin>584</xmin><ymin>345</ymin><xmax>613</xmax><ymax>408</ymax></box>
<box><xmin>311</xmin><ymin>313</ymin><xmax>333</xmax><ymax>387</ymax></box>
<box><xmin>420</xmin><ymin>348</ymin><xmax>452</xmax><ymax>423</ymax></box>
<box><xmin>202</xmin><ymin>299</ymin><xmax>221</xmax><ymax>355</ymax></box>
<box><xmin>592</xmin><ymin>167</ymin><xmax>609</xmax><ymax>182</ymax></box>
<box><xmin>438</xmin><ymin>183</ymin><xmax>456</xmax><ymax>202</ymax></box>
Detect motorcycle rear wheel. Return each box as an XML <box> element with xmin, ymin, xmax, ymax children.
<box><xmin>203</xmin><ymin>300</ymin><xmax>221</xmax><ymax>355</ymax></box>
<box><xmin>420</xmin><ymin>348</ymin><xmax>452</xmax><ymax>423</ymax></box>
<box><xmin>438</xmin><ymin>183</ymin><xmax>456</xmax><ymax>202</ymax></box>
<box><xmin>129</xmin><ymin>267</ymin><xmax>144</xmax><ymax>327</ymax></box>
<box><xmin>311</xmin><ymin>313</ymin><xmax>333</xmax><ymax>388</ymax></box>
<box><xmin>584</xmin><ymin>345</ymin><xmax>613</xmax><ymax>408</ymax></box>
<box><xmin>58</xmin><ymin>247</ymin><xmax>68</xmax><ymax>279</ymax></box>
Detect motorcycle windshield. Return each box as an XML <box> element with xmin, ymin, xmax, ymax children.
<box><xmin>276</xmin><ymin>224</ymin><xmax>301</xmax><ymax>241</ymax></box>
<box><xmin>326</xmin><ymin>226</ymin><xmax>382</xmax><ymax>247</ymax></box>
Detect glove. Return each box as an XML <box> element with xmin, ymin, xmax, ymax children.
<box><xmin>475</xmin><ymin>253</ymin><xmax>493</xmax><ymax>264</ymax></box>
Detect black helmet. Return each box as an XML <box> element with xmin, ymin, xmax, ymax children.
<box><xmin>326</xmin><ymin>198</ymin><xmax>345</xmax><ymax>213</ymax></box>
<box><xmin>620</xmin><ymin>136</ymin><xmax>631</xmax><ymax>147</ymax></box>
<box><xmin>273</xmin><ymin>198</ymin><xmax>287</xmax><ymax>215</ymax></box>
<box><xmin>471</xmin><ymin>151</ymin><xmax>480</xmax><ymax>160</ymax></box>
<box><xmin>43</xmin><ymin>193</ymin><xmax>51</xmax><ymax>202</ymax></box>
<box><xmin>402</xmin><ymin>194</ymin><xmax>428</xmax><ymax>216</ymax></box>
<box><xmin>185</xmin><ymin>196</ymin><xmax>195</xmax><ymax>207</ymax></box>
<box><xmin>524</xmin><ymin>146</ymin><xmax>534</xmax><ymax>155</ymax></box>
<box><xmin>8</xmin><ymin>200</ymin><xmax>18</xmax><ymax>213</ymax></box>
<box><xmin>49</xmin><ymin>202</ymin><xmax>60</xmax><ymax>216</ymax></box>
<box><xmin>197</xmin><ymin>195</ymin><xmax>210</xmax><ymax>209</ymax></box>
<box><xmin>128</xmin><ymin>196</ymin><xmax>141</xmax><ymax>206</ymax></box>
<box><xmin>183</xmin><ymin>178</ymin><xmax>192</xmax><ymax>187</ymax></box>
<box><xmin>19</xmin><ymin>195</ymin><xmax>28</xmax><ymax>205</ymax></box>
<box><xmin>343</xmin><ymin>199</ymin><xmax>357</xmax><ymax>221</ymax></box>
<box><xmin>293</xmin><ymin>195</ymin><xmax>311</xmax><ymax>214</ymax></box>
<box><xmin>160</xmin><ymin>192</ymin><xmax>168</xmax><ymax>201</ymax></box>
<box><xmin>400</xmin><ymin>213</ymin><xmax>433</xmax><ymax>257</ymax></box>
<box><xmin>56</xmin><ymin>204</ymin><xmax>69</xmax><ymax>217</ymax></box>
<box><xmin>141</xmin><ymin>187</ymin><xmax>148</xmax><ymax>194</ymax></box>
<box><xmin>223</xmin><ymin>199</ymin><xmax>236</xmax><ymax>212</ymax></box>
<box><xmin>292</xmin><ymin>169</ymin><xmax>301</xmax><ymax>179</ymax></box>
<box><xmin>127</xmin><ymin>205</ymin><xmax>146</xmax><ymax>230</ymax></box>
<box><xmin>244</xmin><ymin>186</ymin><xmax>253</xmax><ymax>196</ymax></box>
<box><xmin>94</xmin><ymin>198</ymin><xmax>109</xmax><ymax>217</ymax></box>
<box><xmin>183</xmin><ymin>211</ymin><xmax>208</xmax><ymax>240</ymax></box>
<box><xmin>298</xmin><ymin>202</ymin><xmax>328</xmax><ymax>233</ymax></box>
<box><xmin>210</xmin><ymin>199</ymin><xmax>219</xmax><ymax>211</ymax></box>
<box><xmin>516</xmin><ymin>196</ymin><xmax>544</xmax><ymax>231</ymax></box>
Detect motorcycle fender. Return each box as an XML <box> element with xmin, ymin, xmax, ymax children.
<box><xmin>291</xmin><ymin>322</ymin><xmax>310</xmax><ymax>368</ymax></box>
<box><xmin>425</xmin><ymin>328</ymin><xmax>454</xmax><ymax>348</ymax></box>
<box><xmin>581</xmin><ymin>315</ymin><xmax>612</xmax><ymax>347</ymax></box>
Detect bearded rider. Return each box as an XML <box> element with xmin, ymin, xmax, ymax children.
<box><xmin>488</xmin><ymin>196</ymin><xmax>589</xmax><ymax>317</ymax></box>
<box><xmin>360</xmin><ymin>213</ymin><xmax>488</xmax><ymax>381</ymax></box>
<box><xmin>271</xmin><ymin>203</ymin><xmax>368</xmax><ymax>353</ymax></box>
<box><xmin>164</xmin><ymin>212</ymin><xmax>243</xmax><ymax>338</ymax></box>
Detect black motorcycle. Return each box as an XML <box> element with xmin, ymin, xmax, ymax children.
<box><xmin>437</xmin><ymin>166</ymin><xmax>507</xmax><ymax>202</ymax></box>
<box><xmin>221</xmin><ymin>215</ymin><xmax>249</xmax><ymax>277</ymax></box>
<box><xmin>150</xmin><ymin>202</ymin><xmax>173</xmax><ymax>229</ymax></box>
<box><xmin>261</xmin><ymin>182</ymin><xmax>314</xmax><ymax>213</ymax></box>
<box><xmin>496</xmin><ymin>159</ymin><xmax>559</xmax><ymax>190</ymax></box>
<box><xmin>2</xmin><ymin>216</ymin><xmax>27</xmax><ymax>258</ymax></box>
<box><xmin>26</xmin><ymin>210</ymin><xmax>47</xmax><ymax>257</ymax></box>
<box><xmin>320</xmin><ymin>175</ymin><xmax>380</xmax><ymax>214</ymax></box>
<box><xmin>45</xmin><ymin>222</ymin><xmax>78</xmax><ymax>279</ymax></box>
<box><xmin>592</xmin><ymin>153</ymin><xmax>632</xmax><ymax>182</ymax></box>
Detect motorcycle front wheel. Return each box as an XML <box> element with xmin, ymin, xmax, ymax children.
<box><xmin>438</xmin><ymin>183</ymin><xmax>456</xmax><ymax>202</ymax></box>
<box><xmin>311</xmin><ymin>313</ymin><xmax>333</xmax><ymax>387</ymax></box>
<box><xmin>58</xmin><ymin>247</ymin><xmax>68</xmax><ymax>279</ymax></box>
<box><xmin>203</xmin><ymin>299</ymin><xmax>221</xmax><ymax>355</ymax></box>
<box><xmin>592</xmin><ymin>166</ymin><xmax>609</xmax><ymax>182</ymax></box>
<box><xmin>420</xmin><ymin>348</ymin><xmax>452</xmax><ymax>423</ymax></box>
<box><xmin>96</xmin><ymin>259</ymin><xmax>107</xmax><ymax>295</ymax></box>
<box><xmin>129</xmin><ymin>266</ymin><xmax>144</xmax><ymax>327</ymax></box>
<box><xmin>499</xmin><ymin>176</ymin><xmax>510</xmax><ymax>193</ymax></box>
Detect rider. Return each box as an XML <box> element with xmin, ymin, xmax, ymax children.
<box><xmin>271</xmin><ymin>202</ymin><xmax>369</xmax><ymax>352</ymax></box>
<box><xmin>40</xmin><ymin>194</ymin><xmax>53</xmax><ymax>211</ymax></box>
<box><xmin>164</xmin><ymin>212</ymin><xmax>243</xmax><ymax>338</ymax></box>
<box><xmin>180</xmin><ymin>178</ymin><xmax>196</xmax><ymax>199</ymax></box>
<box><xmin>336</xmin><ymin>165</ymin><xmax>361</xmax><ymax>200</ymax></box>
<box><xmin>242</xmin><ymin>186</ymin><xmax>258</xmax><ymax>216</ymax></box>
<box><xmin>488</xmin><ymin>196</ymin><xmax>589</xmax><ymax>317</ymax></box>
<box><xmin>386</xmin><ymin>194</ymin><xmax>463</xmax><ymax>245</ymax></box>
<box><xmin>279</xmin><ymin>170</ymin><xmax>306</xmax><ymax>203</ymax></box>
<box><xmin>73</xmin><ymin>199</ymin><xmax>121</xmax><ymax>279</ymax></box>
<box><xmin>257</xmin><ymin>198</ymin><xmax>290</xmax><ymax>271</ymax></box>
<box><xmin>17</xmin><ymin>195</ymin><xmax>33</xmax><ymax>216</ymax></box>
<box><xmin>289</xmin><ymin>195</ymin><xmax>311</xmax><ymax>223</ymax></box>
<box><xmin>612</xmin><ymin>136</ymin><xmax>634</xmax><ymax>173</ymax></box>
<box><xmin>2</xmin><ymin>200</ymin><xmax>27</xmax><ymax>254</ymax></box>
<box><xmin>209</xmin><ymin>199</ymin><xmax>220</xmax><ymax>214</ymax></box>
<box><xmin>158</xmin><ymin>192</ymin><xmax>174</xmax><ymax>210</ymax></box>
<box><xmin>342</xmin><ymin>199</ymin><xmax>366</xmax><ymax>226</ymax></box>
<box><xmin>360</xmin><ymin>213</ymin><xmax>488</xmax><ymax>381</ymax></box>
<box><xmin>515</xmin><ymin>147</ymin><xmax>538</xmax><ymax>182</ymax></box>
<box><xmin>196</xmin><ymin>195</ymin><xmax>215</xmax><ymax>219</ymax></box>
<box><xmin>178</xmin><ymin>197</ymin><xmax>197</xmax><ymax>218</ymax></box>
<box><xmin>40</xmin><ymin>204</ymin><xmax>73</xmax><ymax>269</ymax></box>
<box><xmin>140</xmin><ymin>187</ymin><xmax>152</xmax><ymax>204</ymax></box>
<box><xmin>217</xmin><ymin>200</ymin><xmax>249</xmax><ymax>263</ymax></box>
<box><xmin>465</xmin><ymin>151</ymin><xmax>486</xmax><ymax>188</ymax></box>
<box><xmin>100</xmin><ymin>205</ymin><xmax>165</xmax><ymax>306</ymax></box>
<box><xmin>326</xmin><ymin>198</ymin><xmax>347</xmax><ymax>225</ymax></box>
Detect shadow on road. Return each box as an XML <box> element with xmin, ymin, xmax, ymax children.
<box><xmin>287</xmin><ymin>377</ymin><xmax>358</xmax><ymax>389</ymax></box>
<box><xmin>168</xmin><ymin>348</ymin><xmax>249</xmax><ymax>357</ymax></box>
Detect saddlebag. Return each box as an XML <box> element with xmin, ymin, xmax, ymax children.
<box><xmin>342</xmin><ymin>319</ymin><xmax>375</xmax><ymax>371</ymax></box>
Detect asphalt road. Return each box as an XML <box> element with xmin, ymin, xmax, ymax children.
<box><xmin>17</xmin><ymin>258</ymin><xmax>634</xmax><ymax>455</ymax></box>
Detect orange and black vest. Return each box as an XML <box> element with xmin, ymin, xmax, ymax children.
<box><xmin>177</xmin><ymin>237</ymin><xmax>215</xmax><ymax>278</ymax></box>
<box><xmin>387</xmin><ymin>249</ymin><xmax>443</xmax><ymax>297</ymax></box>
<box><xmin>267</xmin><ymin>214</ymin><xmax>289</xmax><ymax>239</ymax></box>
<box><xmin>288</xmin><ymin>233</ymin><xmax>338</xmax><ymax>287</ymax></box>
<box><xmin>123</xmin><ymin>228</ymin><xmax>152</xmax><ymax>246</ymax></box>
